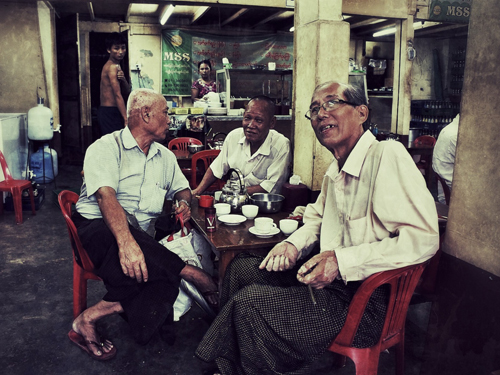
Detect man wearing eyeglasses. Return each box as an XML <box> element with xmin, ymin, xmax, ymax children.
<box><xmin>192</xmin><ymin>95</ymin><xmax>291</xmax><ymax>196</ymax></box>
<box><xmin>196</xmin><ymin>81</ymin><xmax>439</xmax><ymax>375</ymax></box>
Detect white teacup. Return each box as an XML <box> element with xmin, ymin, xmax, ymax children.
<box><xmin>254</xmin><ymin>217</ymin><xmax>276</xmax><ymax>234</ymax></box>
<box><xmin>242</xmin><ymin>204</ymin><xmax>259</xmax><ymax>219</ymax></box>
<box><xmin>214</xmin><ymin>190</ymin><xmax>222</xmax><ymax>202</ymax></box>
<box><xmin>214</xmin><ymin>203</ymin><xmax>231</xmax><ymax>216</ymax></box>
<box><xmin>279</xmin><ymin>219</ymin><xmax>298</xmax><ymax>236</ymax></box>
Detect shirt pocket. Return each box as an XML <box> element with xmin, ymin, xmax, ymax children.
<box><xmin>346</xmin><ymin>216</ymin><xmax>369</xmax><ymax>247</ymax></box>
<box><xmin>145</xmin><ymin>185</ymin><xmax>168</xmax><ymax>214</ymax></box>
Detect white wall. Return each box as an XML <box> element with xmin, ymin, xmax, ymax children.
<box><xmin>129</xmin><ymin>34</ymin><xmax>162</xmax><ymax>92</ymax></box>
<box><xmin>411</xmin><ymin>38</ymin><xmax>449</xmax><ymax>100</ymax></box>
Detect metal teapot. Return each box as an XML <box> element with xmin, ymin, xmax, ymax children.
<box><xmin>219</xmin><ymin>168</ymin><xmax>248</xmax><ymax>213</ymax></box>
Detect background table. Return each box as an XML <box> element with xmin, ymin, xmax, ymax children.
<box><xmin>190</xmin><ymin>198</ymin><xmax>290</xmax><ymax>289</ymax></box>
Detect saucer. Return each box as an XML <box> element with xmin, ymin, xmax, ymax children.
<box><xmin>218</xmin><ymin>214</ymin><xmax>246</xmax><ymax>226</ymax></box>
<box><xmin>249</xmin><ymin>226</ymin><xmax>280</xmax><ymax>238</ymax></box>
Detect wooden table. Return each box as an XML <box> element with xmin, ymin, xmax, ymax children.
<box><xmin>189</xmin><ymin>198</ymin><xmax>290</xmax><ymax>289</ymax></box>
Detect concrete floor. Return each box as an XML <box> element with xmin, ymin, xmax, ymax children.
<box><xmin>0</xmin><ymin>165</ymin><xmax>433</xmax><ymax>375</ymax></box>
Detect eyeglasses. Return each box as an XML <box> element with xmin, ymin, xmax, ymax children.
<box><xmin>305</xmin><ymin>99</ymin><xmax>357</xmax><ymax>120</ymax></box>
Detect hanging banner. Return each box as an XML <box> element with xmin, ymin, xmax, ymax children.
<box><xmin>429</xmin><ymin>0</ymin><xmax>472</xmax><ymax>23</ymax></box>
<box><xmin>162</xmin><ymin>30</ymin><xmax>293</xmax><ymax>96</ymax></box>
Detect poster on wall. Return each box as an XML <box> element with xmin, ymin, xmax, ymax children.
<box><xmin>429</xmin><ymin>0</ymin><xmax>472</xmax><ymax>23</ymax></box>
<box><xmin>161</xmin><ymin>30</ymin><xmax>293</xmax><ymax>96</ymax></box>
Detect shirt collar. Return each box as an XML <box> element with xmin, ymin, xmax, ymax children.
<box><xmin>121</xmin><ymin>126</ymin><xmax>160</xmax><ymax>158</ymax></box>
<box><xmin>238</xmin><ymin>130</ymin><xmax>273</xmax><ymax>156</ymax></box>
<box><xmin>341</xmin><ymin>131</ymin><xmax>376</xmax><ymax>178</ymax></box>
<box><xmin>122</xmin><ymin>127</ymin><xmax>138</xmax><ymax>149</ymax></box>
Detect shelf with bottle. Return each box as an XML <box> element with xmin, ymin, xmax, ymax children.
<box><xmin>411</xmin><ymin>100</ymin><xmax>459</xmax><ymax>117</ymax></box>
<box><xmin>410</xmin><ymin>115</ymin><xmax>455</xmax><ymax>125</ymax></box>
<box><xmin>452</xmin><ymin>49</ymin><xmax>466</xmax><ymax>61</ymax></box>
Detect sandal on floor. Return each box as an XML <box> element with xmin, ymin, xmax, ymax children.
<box><xmin>68</xmin><ymin>329</ymin><xmax>117</xmax><ymax>361</ymax></box>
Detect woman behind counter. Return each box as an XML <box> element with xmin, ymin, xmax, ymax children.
<box><xmin>191</xmin><ymin>60</ymin><xmax>217</xmax><ymax>101</ymax></box>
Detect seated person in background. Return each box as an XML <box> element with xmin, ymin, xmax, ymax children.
<box><xmin>70</xmin><ymin>88</ymin><xmax>218</xmax><ymax>359</ymax></box>
<box><xmin>191</xmin><ymin>60</ymin><xmax>217</xmax><ymax>101</ymax></box>
<box><xmin>432</xmin><ymin>114</ymin><xmax>459</xmax><ymax>204</ymax></box>
<box><xmin>195</xmin><ymin>81</ymin><xmax>439</xmax><ymax>375</ymax></box>
<box><xmin>192</xmin><ymin>95</ymin><xmax>291</xmax><ymax>196</ymax></box>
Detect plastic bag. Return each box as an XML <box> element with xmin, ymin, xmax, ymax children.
<box><xmin>158</xmin><ymin>216</ymin><xmax>216</xmax><ymax>320</ymax></box>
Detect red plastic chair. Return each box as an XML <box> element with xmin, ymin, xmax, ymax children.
<box><xmin>413</xmin><ymin>135</ymin><xmax>436</xmax><ymax>147</ymax></box>
<box><xmin>0</xmin><ymin>150</ymin><xmax>36</xmax><ymax>224</ymax></box>
<box><xmin>328</xmin><ymin>261</ymin><xmax>429</xmax><ymax>375</ymax></box>
<box><xmin>190</xmin><ymin>149</ymin><xmax>223</xmax><ymax>191</ymax></box>
<box><xmin>58</xmin><ymin>190</ymin><xmax>102</xmax><ymax>319</ymax></box>
<box><xmin>168</xmin><ymin>137</ymin><xmax>202</xmax><ymax>151</ymax></box>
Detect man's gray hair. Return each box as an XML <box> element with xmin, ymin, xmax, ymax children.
<box><xmin>127</xmin><ymin>89</ymin><xmax>161</xmax><ymax>118</ymax></box>
<box><xmin>312</xmin><ymin>81</ymin><xmax>368</xmax><ymax>107</ymax></box>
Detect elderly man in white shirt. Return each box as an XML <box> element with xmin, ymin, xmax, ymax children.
<box><xmin>192</xmin><ymin>95</ymin><xmax>291</xmax><ymax>196</ymax></box>
<box><xmin>432</xmin><ymin>114</ymin><xmax>459</xmax><ymax>204</ymax></box>
<box><xmin>196</xmin><ymin>81</ymin><xmax>439</xmax><ymax>375</ymax></box>
<box><xmin>70</xmin><ymin>89</ymin><xmax>218</xmax><ymax>360</ymax></box>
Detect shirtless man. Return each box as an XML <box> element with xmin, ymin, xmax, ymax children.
<box><xmin>98</xmin><ymin>32</ymin><xmax>131</xmax><ymax>135</ymax></box>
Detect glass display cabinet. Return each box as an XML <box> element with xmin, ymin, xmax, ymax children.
<box><xmin>216</xmin><ymin>69</ymin><xmax>292</xmax><ymax>113</ymax></box>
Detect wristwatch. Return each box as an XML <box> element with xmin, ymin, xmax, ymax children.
<box><xmin>178</xmin><ymin>199</ymin><xmax>190</xmax><ymax>208</ymax></box>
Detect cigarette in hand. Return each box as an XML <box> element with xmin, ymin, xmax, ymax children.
<box><xmin>302</xmin><ymin>264</ymin><xmax>317</xmax><ymax>305</ymax></box>
<box><xmin>308</xmin><ymin>284</ymin><xmax>317</xmax><ymax>305</ymax></box>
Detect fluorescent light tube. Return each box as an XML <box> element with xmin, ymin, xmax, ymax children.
<box><xmin>160</xmin><ymin>5</ymin><xmax>175</xmax><ymax>25</ymax></box>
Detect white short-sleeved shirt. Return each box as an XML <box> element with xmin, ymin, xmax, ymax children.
<box><xmin>209</xmin><ymin>128</ymin><xmax>291</xmax><ymax>194</ymax></box>
<box><xmin>76</xmin><ymin>127</ymin><xmax>189</xmax><ymax>231</ymax></box>
<box><xmin>432</xmin><ymin>114</ymin><xmax>459</xmax><ymax>189</ymax></box>
<box><xmin>286</xmin><ymin>131</ymin><xmax>439</xmax><ymax>283</ymax></box>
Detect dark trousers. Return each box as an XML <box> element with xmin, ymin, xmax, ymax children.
<box><xmin>73</xmin><ymin>212</ymin><xmax>186</xmax><ymax>344</ymax></box>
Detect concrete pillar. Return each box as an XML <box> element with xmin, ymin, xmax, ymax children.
<box><xmin>292</xmin><ymin>0</ymin><xmax>350</xmax><ymax>191</ymax></box>
<box><xmin>444</xmin><ymin>0</ymin><xmax>500</xmax><ymax>277</ymax></box>
<box><xmin>392</xmin><ymin>16</ymin><xmax>414</xmax><ymax>135</ymax></box>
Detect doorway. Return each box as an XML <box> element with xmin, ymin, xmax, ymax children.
<box><xmin>89</xmin><ymin>32</ymin><xmax>129</xmax><ymax>141</ymax></box>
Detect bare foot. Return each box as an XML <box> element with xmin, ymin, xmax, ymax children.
<box><xmin>72</xmin><ymin>311</ymin><xmax>114</xmax><ymax>357</ymax></box>
<box><xmin>180</xmin><ymin>265</ymin><xmax>219</xmax><ymax>305</ymax></box>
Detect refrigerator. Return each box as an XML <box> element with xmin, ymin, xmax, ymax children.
<box><xmin>0</xmin><ymin>113</ymin><xmax>28</xmax><ymax>182</ymax></box>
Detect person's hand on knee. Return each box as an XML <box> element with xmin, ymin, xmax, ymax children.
<box><xmin>259</xmin><ymin>242</ymin><xmax>298</xmax><ymax>272</ymax></box>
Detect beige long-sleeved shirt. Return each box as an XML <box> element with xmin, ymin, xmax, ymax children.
<box><xmin>286</xmin><ymin>131</ymin><xmax>439</xmax><ymax>283</ymax></box>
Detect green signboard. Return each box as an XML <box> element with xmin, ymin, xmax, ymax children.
<box><xmin>162</xmin><ymin>30</ymin><xmax>293</xmax><ymax>96</ymax></box>
<box><xmin>429</xmin><ymin>0</ymin><xmax>472</xmax><ymax>23</ymax></box>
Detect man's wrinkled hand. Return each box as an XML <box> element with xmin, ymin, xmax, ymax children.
<box><xmin>259</xmin><ymin>242</ymin><xmax>298</xmax><ymax>272</ymax></box>
<box><xmin>118</xmin><ymin>240</ymin><xmax>149</xmax><ymax>283</ymax></box>
<box><xmin>175</xmin><ymin>201</ymin><xmax>191</xmax><ymax>222</ymax></box>
<box><xmin>296</xmin><ymin>251</ymin><xmax>339</xmax><ymax>289</ymax></box>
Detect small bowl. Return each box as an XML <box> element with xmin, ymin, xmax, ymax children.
<box><xmin>279</xmin><ymin>219</ymin><xmax>298</xmax><ymax>236</ymax></box>
<box><xmin>187</xmin><ymin>144</ymin><xmax>204</xmax><ymax>154</ymax></box>
<box><xmin>242</xmin><ymin>204</ymin><xmax>259</xmax><ymax>219</ymax></box>
<box><xmin>214</xmin><ymin>203</ymin><xmax>231</xmax><ymax>216</ymax></box>
<box><xmin>199</xmin><ymin>195</ymin><xmax>214</xmax><ymax>208</ymax></box>
<box><xmin>249</xmin><ymin>193</ymin><xmax>285</xmax><ymax>214</ymax></box>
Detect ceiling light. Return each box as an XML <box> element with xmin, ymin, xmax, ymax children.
<box><xmin>160</xmin><ymin>4</ymin><xmax>175</xmax><ymax>25</ymax></box>
<box><xmin>373</xmin><ymin>21</ymin><xmax>442</xmax><ymax>37</ymax></box>
<box><xmin>373</xmin><ymin>27</ymin><xmax>397</xmax><ymax>37</ymax></box>
<box><xmin>289</xmin><ymin>26</ymin><xmax>295</xmax><ymax>32</ymax></box>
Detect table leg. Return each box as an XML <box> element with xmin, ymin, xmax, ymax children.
<box><xmin>218</xmin><ymin>250</ymin><xmax>236</xmax><ymax>292</ymax></box>
<box><xmin>217</xmin><ymin>248</ymin><xmax>272</xmax><ymax>291</ymax></box>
